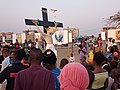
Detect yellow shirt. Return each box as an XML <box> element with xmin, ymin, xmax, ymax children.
<box><xmin>92</xmin><ymin>72</ymin><xmax>108</xmax><ymax>89</ymax></box>
<box><xmin>88</xmin><ymin>50</ymin><xmax>94</xmax><ymax>63</ymax></box>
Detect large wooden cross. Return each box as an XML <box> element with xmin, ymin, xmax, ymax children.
<box><xmin>25</xmin><ymin>8</ymin><xmax>63</xmax><ymax>33</ymax></box>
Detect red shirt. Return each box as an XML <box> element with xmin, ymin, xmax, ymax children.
<box><xmin>14</xmin><ymin>65</ymin><xmax>55</xmax><ymax>90</ymax></box>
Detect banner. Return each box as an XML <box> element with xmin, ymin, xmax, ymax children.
<box><xmin>101</xmin><ymin>32</ymin><xmax>105</xmax><ymax>40</ymax></box>
<box><xmin>21</xmin><ymin>33</ymin><xmax>26</xmax><ymax>44</ymax></box>
<box><xmin>12</xmin><ymin>34</ymin><xmax>17</xmax><ymax>44</ymax></box>
<box><xmin>52</xmin><ymin>30</ymin><xmax>72</xmax><ymax>45</ymax></box>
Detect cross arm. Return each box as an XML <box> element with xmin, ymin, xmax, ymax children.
<box><xmin>48</xmin><ymin>21</ymin><xmax>63</xmax><ymax>27</ymax></box>
<box><xmin>31</xmin><ymin>20</ymin><xmax>47</xmax><ymax>38</ymax></box>
<box><xmin>25</xmin><ymin>19</ymin><xmax>45</xmax><ymax>26</ymax></box>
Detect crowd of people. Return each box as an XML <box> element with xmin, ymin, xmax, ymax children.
<box><xmin>0</xmin><ymin>21</ymin><xmax>120</xmax><ymax>90</ymax></box>
<box><xmin>0</xmin><ymin>35</ymin><xmax>120</xmax><ymax>90</ymax></box>
<box><xmin>0</xmin><ymin>45</ymin><xmax>89</xmax><ymax>90</ymax></box>
<box><xmin>76</xmin><ymin>34</ymin><xmax>120</xmax><ymax>90</ymax></box>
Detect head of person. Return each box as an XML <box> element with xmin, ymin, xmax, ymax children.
<box><xmin>101</xmin><ymin>57</ymin><xmax>108</xmax><ymax>65</ymax></box>
<box><xmin>43</xmin><ymin>49</ymin><xmax>57</xmax><ymax>70</ymax></box>
<box><xmin>78</xmin><ymin>45</ymin><xmax>82</xmax><ymax>49</ymax></box>
<box><xmin>81</xmin><ymin>56</ymin><xmax>86</xmax><ymax>62</ymax></box>
<box><xmin>59</xmin><ymin>58</ymin><xmax>69</xmax><ymax>69</ymax></box>
<box><xmin>110</xmin><ymin>60</ymin><xmax>118</xmax><ymax>69</ymax></box>
<box><xmin>108</xmin><ymin>38</ymin><xmax>112</xmax><ymax>42</ymax></box>
<box><xmin>109</xmin><ymin>46</ymin><xmax>114</xmax><ymax>53</ymax></box>
<box><xmin>17</xmin><ymin>49</ymin><xmax>26</xmax><ymax>61</ymax></box>
<box><xmin>108</xmin><ymin>56</ymin><xmax>112</xmax><ymax>62</ymax></box>
<box><xmin>25</xmin><ymin>39</ymin><xmax>27</xmax><ymax>43</ymax></box>
<box><xmin>2</xmin><ymin>48</ymin><xmax>10</xmax><ymax>58</ymax></box>
<box><xmin>112</xmin><ymin>39</ymin><xmax>115</xmax><ymax>43</ymax></box>
<box><xmin>92</xmin><ymin>35</ymin><xmax>94</xmax><ymax>38</ymax></box>
<box><xmin>111</xmin><ymin>68</ymin><xmax>120</xmax><ymax>80</ymax></box>
<box><xmin>16</xmin><ymin>39</ymin><xmax>18</xmax><ymax>42</ymax></box>
<box><xmin>113</xmin><ymin>52</ymin><xmax>119</xmax><ymax>57</ymax></box>
<box><xmin>46</xmin><ymin>27</ymin><xmax>52</xmax><ymax>35</ymax></box>
<box><xmin>70</xmin><ymin>53</ymin><xmax>73</xmax><ymax>57</ymax></box>
<box><xmin>36</xmin><ymin>38</ymin><xmax>38</xmax><ymax>42</ymax></box>
<box><xmin>29</xmin><ymin>48</ymin><xmax>43</xmax><ymax>65</ymax></box>
<box><xmin>98</xmin><ymin>34</ymin><xmax>101</xmax><ymax>37</ymax></box>
<box><xmin>10</xmin><ymin>50</ymin><xmax>18</xmax><ymax>63</ymax></box>
<box><xmin>59</xmin><ymin>62</ymin><xmax>89</xmax><ymax>90</ymax></box>
<box><xmin>93</xmin><ymin>52</ymin><xmax>106</xmax><ymax>67</ymax></box>
<box><xmin>113</xmin><ymin>45</ymin><xmax>119</xmax><ymax>52</ymax></box>
<box><xmin>112</xmin><ymin>56</ymin><xmax>118</xmax><ymax>61</ymax></box>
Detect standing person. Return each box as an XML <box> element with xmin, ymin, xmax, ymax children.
<box><xmin>78</xmin><ymin>45</ymin><xmax>87</xmax><ymax>62</ymax></box>
<box><xmin>43</xmin><ymin>49</ymin><xmax>60</xmax><ymax>90</ymax></box>
<box><xmin>59</xmin><ymin>62</ymin><xmax>89</xmax><ymax>90</ymax></box>
<box><xmin>14</xmin><ymin>48</ymin><xmax>55</xmax><ymax>90</ymax></box>
<box><xmin>0</xmin><ymin>49</ymin><xmax>28</xmax><ymax>90</ymax></box>
<box><xmin>0</xmin><ymin>47</ymin><xmax>10</xmax><ymax>90</ymax></box>
<box><xmin>28</xmin><ymin>39</ymin><xmax>34</xmax><ymax>48</ymax></box>
<box><xmin>14</xmin><ymin>39</ymin><xmax>20</xmax><ymax>49</ymax></box>
<box><xmin>22</xmin><ymin>39</ymin><xmax>29</xmax><ymax>54</ymax></box>
<box><xmin>1</xmin><ymin>48</ymin><xmax>11</xmax><ymax>71</ymax></box>
<box><xmin>32</xmin><ymin>20</ymin><xmax>57</xmax><ymax>56</ymax></box>
<box><xmin>69</xmin><ymin>53</ymin><xmax>75</xmax><ymax>63</ymax></box>
<box><xmin>81</xmin><ymin>56</ymin><xmax>88</xmax><ymax>68</ymax></box>
<box><xmin>111</xmin><ymin>69</ymin><xmax>120</xmax><ymax>90</ymax></box>
<box><xmin>112</xmin><ymin>39</ymin><xmax>116</xmax><ymax>46</ymax></box>
<box><xmin>41</xmin><ymin>38</ymin><xmax>45</xmax><ymax>50</ymax></box>
<box><xmin>97</xmin><ymin>38</ymin><xmax>102</xmax><ymax>52</ymax></box>
<box><xmin>107</xmin><ymin>38</ymin><xmax>113</xmax><ymax>52</ymax></box>
<box><xmin>88</xmin><ymin>48</ymin><xmax>94</xmax><ymax>64</ymax></box>
<box><xmin>35</xmin><ymin>38</ymin><xmax>40</xmax><ymax>49</ymax></box>
<box><xmin>92</xmin><ymin>52</ymin><xmax>108</xmax><ymax>90</ymax></box>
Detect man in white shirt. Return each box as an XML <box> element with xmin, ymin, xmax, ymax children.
<box><xmin>0</xmin><ymin>48</ymin><xmax>11</xmax><ymax>90</ymax></box>
<box><xmin>1</xmin><ymin>48</ymin><xmax>11</xmax><ymax>71</ymax></box>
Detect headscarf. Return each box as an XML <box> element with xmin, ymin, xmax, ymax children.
<box><xmin>59</xmin><ymin>62</ymin><xmax>89</xmax><ymax>90</ymax></box>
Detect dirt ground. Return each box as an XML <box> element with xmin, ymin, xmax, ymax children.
<box><xmin>56</xmin><ymin>45</ymin><xmax>80</xmax><ymax>67</ymax></box>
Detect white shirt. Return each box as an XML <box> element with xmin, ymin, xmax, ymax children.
<box><xmin>69</xmin><ymin>56</ymin><xmax>75</xmax><ymax>62</ymax></box>
<box><xmin>35</xmin><ymin>42</ymin><xmax>39</xmax><ymax>48</ymax></box>
<box><xmin>1</xmin><ymin>56</ymin><xmax>11</xmax><ymax>84</ymax></box>
<box><xmin>1</xmin><ymin>56</ymin><xmax>11</xmax><ymax>71</ymax></box>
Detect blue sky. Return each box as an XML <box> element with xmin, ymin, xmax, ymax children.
<box><xmin>0</xmin><ymin>0</ymin><xmax>120</xmax><ymax>36</ymax></box>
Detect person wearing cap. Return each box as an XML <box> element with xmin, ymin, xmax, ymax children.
<box><xmin>14</xmin><ymin>48</ymin><xmax>55</xmax><ymax>90</ymax></box>
<box><xmin>43</xmin><ymin>49</ymin><xmax>60</xmax><ymax>90</ymax></box>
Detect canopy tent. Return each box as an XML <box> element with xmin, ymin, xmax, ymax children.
<box><xmin>73</xmin><ymin>36</ymin><xmax>83</xmax><ymax>39</ymax></box>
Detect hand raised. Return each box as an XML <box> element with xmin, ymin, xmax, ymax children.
<box><xmin>32</xmin><ymin>20</ymin><xmax>36</xmax><ymax>25</ymax></box>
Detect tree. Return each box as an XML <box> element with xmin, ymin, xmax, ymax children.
<box><xmin>107</xmin><ymin>11</ymin><xmax>120</xmax><ymax>27</ymax></box>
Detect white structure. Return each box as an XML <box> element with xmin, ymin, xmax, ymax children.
<box><xmin>2</xmin><ymin>37</ymin><xmax>5</xmax><ymax>42</ymax></box>
<box><xmin>108</xmin><ymin>29</ymin><xmax>120</xmax><ymax>42</ymax></box>
<box><xmin>12</xmin><ymin>34</ymin><xmax>17</xmax><ymax>44</ymax></box>
<box><xmin>52</xmin><ymin>30</ymin><xmax>72</xmax><ymax>45</ymax></box>
<box><xmin>101</xmin><ymin>32</ymin><xmax>106</xmax><ymax>40</ymax></box>
<box><xmin>21</xmin><ymin>33</ymin><xmax>26</xmax><ymax>44</ymax></box>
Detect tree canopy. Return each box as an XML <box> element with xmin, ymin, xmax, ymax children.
<box><xmin>107</xmin><ymin>11</ymin><xmax>120</xmax><ymax>27</ymax></box>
